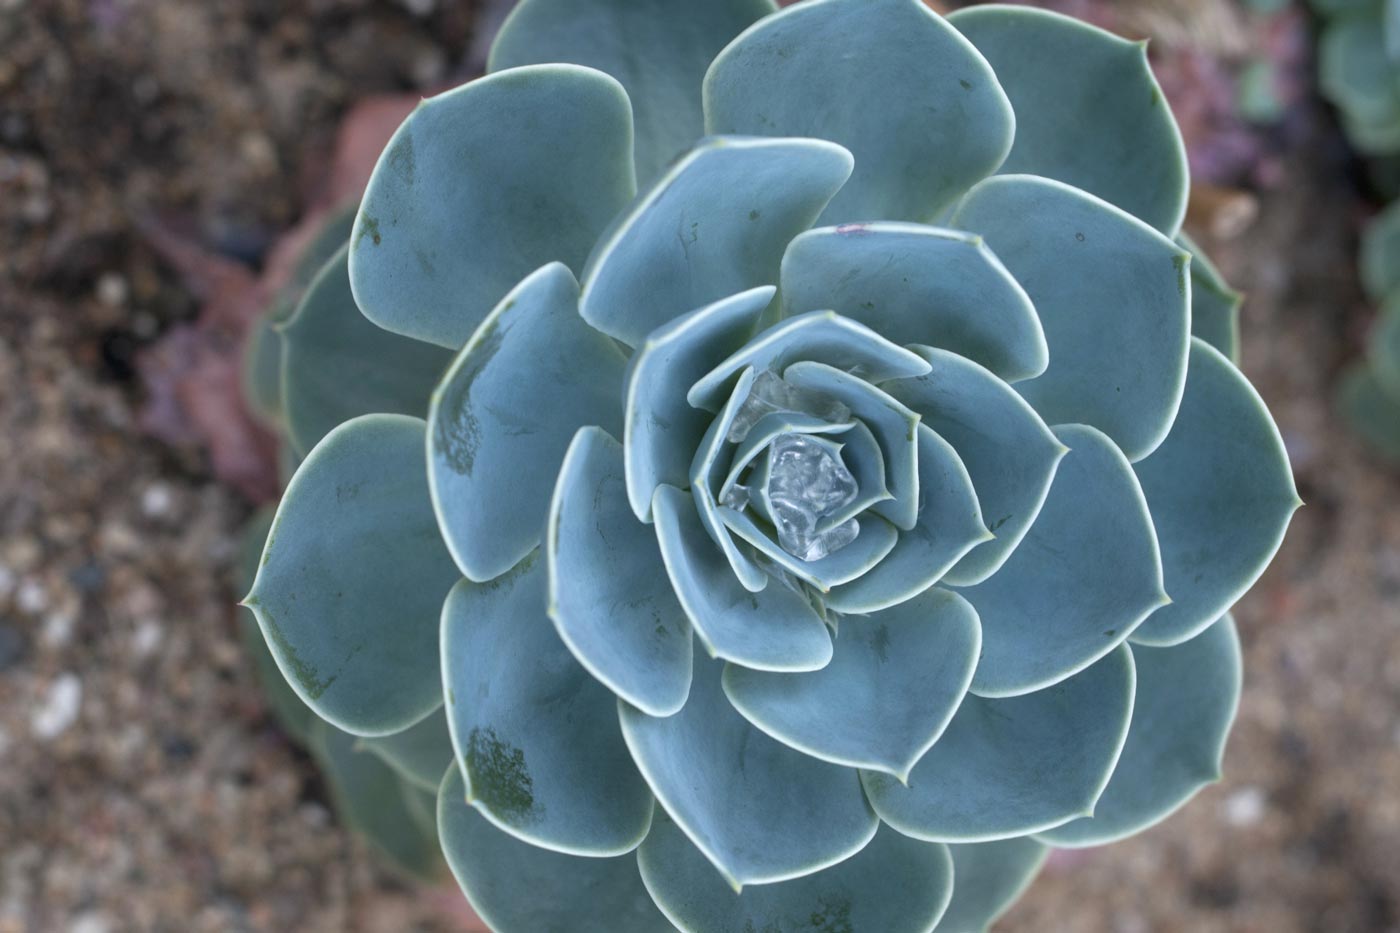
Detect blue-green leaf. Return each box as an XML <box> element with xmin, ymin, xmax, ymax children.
<box><xmin>1338</xmin><ymin>361</ymin><xmax>1400</xmax><ymax>462</ymax></box>
<box><xmin>356</xmin><ymin>706</ymin><xmax>454</xmax><ymax>792</ymax></box>
<box><xmin>350</xmin><ymin>65</ymin><xmax>636</xmax><ymax>349</ymax></box>
<box><xmin>958</xmin><ymin>424</ymin><xmax>1165</xmax><ymax>697</ymax></box>
<box><xmin>863</xmin><ymin>645</ymin><xmax>1135</xmax><ymax>842</ymax></box>
<box><xmin>308</xmin><ymin>720</ymin><xmax>444</xmax><ymax>880</ymax></box>
<box><xmin>1319</xmin><ymin>9</ymin><xmax>1400</xmax><ymax>130</ymax></box>
<box><xmin>689</xmin><ymin>367</ymin><xmax>770</xmax><ymax>592</ymax></box>
<box><xmin>547</xmin><ymin>427</ymin><xmax>694</xmax><ymax>717</ymax></box>
<box><xmin>826</xmin><ymin>425</ymin><xmax>991</xmax><ymax>614</ymax></box>
<box><xmin>620</xmin><ymin>655</ymin><xmax>878</xmax><ymax>888</ymax></box>
<box><xmin>1361</xmin><ymin>201</ymin><xmax>1400</xmax><ymax>303</ymax></box>
<box><xmin>281</xmin><ymin>244</ymin><xmax>453</xmax><ymax>456</ymax></box>
<box><xmin>940</xmin><ymin>839</ymin><xmax>1049</xmax><ymax>933</ymax></box>
<box><xmin>237</xmin><ymin>507</ymin><xmax>315</xmax><ymax>746</ymax></box>
<box><xmin>721</xmin><ymin>508</ymin><xmax>899</xmax><ymax>593</ymax></box>
<box><xmin>1177</xmin><ymin>232</ymin><xmax>1242</xmax><ymax>363</ymax></box>
<box><xmin>243</xmin><ymin>311</ymin><xmax>285</xmax><ymax>428</ymax></box>
<box><xmin>722</xmin><ymin>588</ymin><xmax>979</xmax><ymax>779</ymax></box>
<box><xmin>639</xmin><ymin>812</ymin><xmax>952</xmax><ymax>932</ymax></box>
<box><xmin>1370</xmin><ymin>294</ymin><xmax>1400</xmax><ymax>398</ymax></box>
<box><xmin>780</xmin><ymin>224</ymin><xmax>1047</xmax><ymax>383</ymax></box>
<box><xmin>581</xmin><ymin>136</ymin><xmax>851</xmax><ymax>347</ymax></box>
<box><xmin>1037</xmin><ymin>616</ymin><xmax>1241</xmax><ymax>847</ymax></box>
<box><xmin>245</xmin><ymin>415</ymin><xmax>458</xmax><ymax>736</ymax></box>
<box><xmin>705</xmin><ymin>0</ymin><xmax>1013</xmax><ymax>224</ymax></box>
<box><xmin>954</xmin><ymin>175</ymin><xmax>1191</xmax><ymax>461</ymax></box>
<box><xmin>1131</xmin><ymin>340</ymin><xmax>1300</xmax><ymax>647</ymax></box>
<box><xmin>885</xmin><ymin>347</ymin><xmax>1067</xmax><ymax>587</ymax></box>
<box><xmin>687</xmin><ymin>311</ymin><xmax>930</xmax><ymax>412</ymax></box>
<box><xmin>441</xmin><ymin>562</ymin><xmax>654</xmax><ymax>856</ymax></box>
<box><xmin>782</xmin><ymin>362</ymin><xmax>922</xmax><ymax>530</ymax></box>
<box><xmin>949</xmin><ymin>4</ymin><xmax>1188</xmax><ymax>235</ymax></box>
<box><xmin>652</xmin><ymin>484</ymin><xmax>833</xmax><ymax>672</ymax></box>
<box><xmin>625</xmin><ymin>287</ymin><xmax>773</xmax><ymax>521</ymax></box>
<box><xmin>427</xmin><ymin>263</ymin><xmax>627</xmax><ymax>583</ymax></box>
<box><xmin>438</xmin><ymin>765</ymin><xmax>674</xmax><ymax>933</ymax></box>
<box><xmin>489</xmin><ymin>0</ymin><xmax>775</xmax><ymax>188</ymax></box>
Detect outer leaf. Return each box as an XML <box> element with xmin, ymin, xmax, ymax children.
<box><xmin>687</xmin><ymin>311</ymin><xmax>930</xmax><ymax>412</ymax></box>
<box><xmin>1177</xmin><ymin>232</ymin><xmax>1242</xmax><ymax>363</ymax></box>
<box><xmin>704</xmin><ymin>0</ymin><xmax>1014</xmax><ymax>224</ymax></box>
<box><xmin>624</xmin><ymin>287</ymin><xmax>773</xmax><ymax>521</ymax></box>
<box><xmin>885</xmin><ymin>347</ymin><xmax>1067</xmax><ymax>586</ymax></box>
<box><xmin>236</xmin><ymin>507</ymin><xmax>315</xmax><ymax>745</ymax></box>
<box><xmin>1368</xmin><ymin>293</ymin><xmax>1400</xmax><ymax>397</ymax></box>
<box><xmin>349</xmin><ymin>65</ymin><xmax>636</xmax><ymax>348</ymax></box>
<box><xmin>780</xmin><ymin>223</ymin><xmax>1047</xmax><ymax>383</ymax></box>
<box><xmin>652</xmin><ymin>485</ymin><xmax>833</xmax><ymax>672</ymax></box>
<box><xmin>722</xmin><ymin>588</ymin><xmax>980</xmax><ymax>780</ymax></box>
<box><xmin>308</xmin><ymin>719</ymin><xmax>443</xmax><ymax>881</ymax></box>
<box><xmin>825</xmin><ymin>425</ymin><xmax>992</xmax><ymax>614</ymax></box>
<box><xmin>950</xmin><ymin>4</ymin><xmax>1188</xmax><ymax>234</ymax></box>
<box><xmin>356</xmin><ymin>706</ymin><xmax>454</xmax><ymax>792</ymax></box>
<box><xmin>245</xmin><ymin>415</ymin><xmax>458</xmax><ymax>736</ymax></box>
<box><xmin>954</xmin><ymin>175</ymin><xmax>1191</xmax><ymax>461</ymax></box>
<box><xmin>1319</xmin><ymin>10</ymin><xmax>1400</xmax><ymax>130</ymax></box>
<box><xmin>281</xmin><ymin>244</ymin><xmax>453</xmax><ymax>456</ymax></box>
<box><xmin>438</xmin><ymin>765</ymin><xmax>675</xmax><ymax>933</ymax></box>
<box><xmin>547</xmin><ymin>428</ymin><xmax>694</xmax><ymax>717</ymax></box>
<box><xmin>441</xmin><ymin>561</ymin><xmax>654</xmax><ymax>856</ymax></box>
<box><xmin>1131</xmin><ymin>339</ymin><xmax>1300</xmax><ymax>646</ymax></box>
<box><xmin>1037</xmin><ymin>616</ymin><xmax>1241</xmax><ymax>847</ymax></box>
<box><xmin>489</xmin><ymin>0</ymin><xmax>775</xmax><ymax>188</ymax></box>
<box><xmin>939</xmin><ymin>839</ymin><xmax>1048</xmax><ymax>933</ymax></box>
<box><xmin>620</xmin><ymin>655</ymin><xmax>878</xmax><ymax>888</ymax></box>
<box><xmin>958</xmin><ymin>424</ymin><xmax>1166</xmax><ymax>698</ymax></box>
<box><xmin>863</xmin><ymin>645</ymin><xmax>1135</xmax><ymax>842</ymax></box>
<box><xmin>639</xmin><ymin>812</ymin><xmax>952</xmax><ymax>933</ymax></box>
<box><xmin>427</xmin><ymin>263</ymin><xmax>627</xmax><ymax>583</ymax></box>
<box><xmin>581</xmin><ymin>136</ymin><xmax>851</xmax><ymax>347</ymax></box>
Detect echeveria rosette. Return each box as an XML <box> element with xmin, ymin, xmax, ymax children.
<box><xmin>243</xmin><ymin>1</ymin><xmax>1300</xmax><ymax>930</ymax></box>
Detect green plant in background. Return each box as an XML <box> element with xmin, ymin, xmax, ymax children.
<box><xmin>1314</xmin><ymin>0</ymin><xmax>1400</xmax><ymax>459</ymax></box>
<box><xmin>241</xmin><ymin>1</ymin><xmax>1299</xmax><ymax>929</ymax></box>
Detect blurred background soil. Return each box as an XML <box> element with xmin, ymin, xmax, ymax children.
<box><xmin>0</xmin><ymin>1</ymin><xmax>1397</xmax><ymax>931</ymax></box>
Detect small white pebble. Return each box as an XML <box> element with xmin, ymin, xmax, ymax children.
<box><xmin>131</xmin><ymin>619</ymin><xmax>162</xmax><ymax>659</ymax></box>
<box><xmin>140</xmin><ymin>482</ymin><xmax>174</xmax><ymax>518</ymax></box>
<box><xmin>31</xmin><ymin>673</ymin><xmax>82</xmax><ymax>740</ymax></box>
<box><xmin>69</xmin><ymin>911</ymin><xmax>112</xmax><ymax>933</ymax></box>
<box><xmin>1224</xmin><ymin>785</ymin><xmax>1267</xmax><ymax>827</ymax></box>
<box><xmin>16</xmin><ymin>578</ymin><xmax>47</xmax><ymax>614</ymax></box>
<box><xmin>95</xmin><ymin>272</ymin><xmax>128</xmax><ymax>307</ymax></box>
<box><xmin>401</xmin><ymin>0</ymin><xmax>436</xmax><ymax>15</ymax></box>
<box><xmin>41</xmin><ymin>609</ymin><xmax>75</xmax><ymax>648</ymax></box>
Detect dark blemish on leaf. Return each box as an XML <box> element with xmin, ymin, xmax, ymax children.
<box><xmin>335</xmin><ymin>482</ymin><xmax>362</xmax><ymax>503</ymax></box>
<box><xmin>654</xmin><ymin>623</ymin><xmax>669</xmax><ymax>638</ymax></box>
<box><xmin>1075</xmin><ymin>232</ymin><xmax>1085</xmax><ymax>242</ymax></box>
<box><xmin>389</xmin><ymin>133</ymin><xmax>416</xmax><ymax>186</ymax></box>
<box><xmin>356</xmin><ymin>215</ymin><xmax>382</xmax><ymax>248</ymax></box>
<box><xmin>414</xmin><ymin>247</ymin><xmax>436</xmax><ymax>277</ymax></box>
<box><xmin>860</xmin><ymin>301</ymin><xmax>875</xmax><ymax>310</ymax></box>
<box><xmin>959</xmin><ymin>78</ymin><xmax>973</xmax><ymax>90</ymax></box>
<box><xmin>749</xmin><ymin>209</ymin><xmax>761</xmax><ymax>221</ymax></box>
<box><xmin>465</xmin><ymin>727</ymin><xmax>536</xmax><ymax>821</ymax></box>
<box><xmin>872</xmin><ymin>624</ymin><xmax>890</xmax><ymax>663</ymax></box>
<box><xmin>808</xmin><ymin>896</ymin><xmax>855</xmax><ymax>933</ymax></box>
<box><xmin>434</xmin><ymin>319</ymin><xmax>506</xmax><ymax>476</ymax></box>
<box><xmin>1104</xmin><ymin>629</ymin><xmax>1116</xmax><ymax>637</ymax></box>
<box><xmin>259</xmin><ymin>608</ymin><xmax>337</xmax><ymax>700</ymax></box>
<box><xmin>990</xmin><ymin>514</ymin><xmax>1011</xmax><ymax>533</ymax></box>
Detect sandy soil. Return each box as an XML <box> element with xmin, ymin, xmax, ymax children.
<box><xmin>1</xmin><ymin>1</ymin><xmax>1397</xmax><ymax>931</ymax></box>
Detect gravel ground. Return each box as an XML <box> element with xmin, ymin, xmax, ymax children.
<box><xmin>1</xmin><ymin>1</ymin><xmax>1398</xmax><ymax>931</ymax></box>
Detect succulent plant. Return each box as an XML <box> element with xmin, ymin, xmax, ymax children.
<box><xmin>1311</xmin><ymin>0</ymin><xmax>1400</xmax><ymax>459</ymax></box>
<box><xmin>242</xmin><ymin>1</ymin><xmax>1298</xmax><ymax>929</ymax></box>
